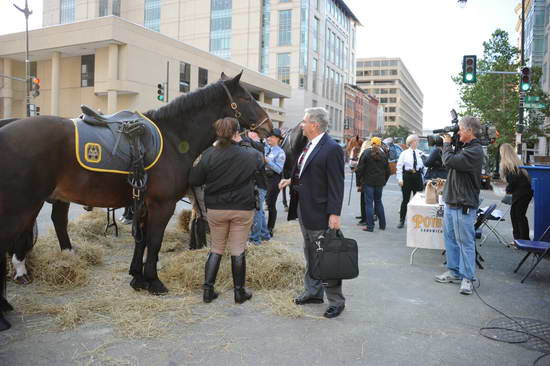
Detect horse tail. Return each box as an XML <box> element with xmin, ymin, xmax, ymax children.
<box><xmin>0</xmin><ymin>251</ymin><xmax>7</xmax><ymax>303</ymax></box>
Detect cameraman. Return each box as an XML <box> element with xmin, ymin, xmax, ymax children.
<box><xmin>424</xmin><ymin>135</ymin><xmax>447</xmax><ymax>180</ymax></box>
<box><xmin>435</xmin><ymin>116</ymin><xmax>484</xmax><ymax>295</ymax></box>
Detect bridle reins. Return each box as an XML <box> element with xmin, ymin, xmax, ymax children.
<box><xmin>221</xmin><ymin>82</ymin><xmax>270</xmax><ymax>133</ymax></box>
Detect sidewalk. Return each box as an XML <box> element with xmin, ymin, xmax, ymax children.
<box><xmin>1</xmin><ymin>173</ymin><xmax>549</xmax><ymax>366</ymax></box>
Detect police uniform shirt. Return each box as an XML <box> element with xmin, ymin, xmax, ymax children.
<box><xmin>396</xmin><ymin>148</ymin><xmax>425</xmax><ymax>183</ymax></box>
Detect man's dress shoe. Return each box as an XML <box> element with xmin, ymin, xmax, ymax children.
<box><xmin>293</xmin><ymin>295</ymin><xmax>324</xmax><ymax>305</ymax></box>
<box><xmin>323</xmin><ymin>304</ymin><xmax>345</xmax><ymax>318</ymax></box>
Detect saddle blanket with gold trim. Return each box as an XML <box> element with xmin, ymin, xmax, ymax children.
<box><xmin>72</xmin><ymin>113</ymin><xmax>163</xmax><ymax>174</ymax></box>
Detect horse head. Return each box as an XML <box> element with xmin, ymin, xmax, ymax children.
<box><xmin>281</xmin><ymin>121</ymin><xmax>308</xmax><ymax>178</ymax></box>
<box><xmin>220</xmin><ymin>71</ymin><xmax>273</xmax><ymax>138</ymax></box>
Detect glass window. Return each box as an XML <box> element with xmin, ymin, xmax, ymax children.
<box><xmin>112</xmin><ymin>0</ymin><xmax>121</xmax><ymax>16</ymax></box>
<box><xmin>278</xmin><ymin>10</ymin><xmax>292</xmax><ymax>46</ymax></box>
<box><xmin>312</xmin><ymin>17</ymin><xmax>319</xmax><ymax>52</ymax></box>
<box><xmin>144</xmin><ymin>0</ymin><xmax>161</xmax><ymax>32</ymax></box>
<box><xmin>99</xmin><ymin>0</ymin><xmax>108</xmax><ymax>17</ymax></box>
<box><xmin>81</xmin><ymin>55</ymin><xmax>95</xmax><ymax>87</ymax></box>
<box><xmin>312</xmin><ymin>58</ymin><xmax>318</xmax><ymax>94</ymax></box>
<box><xmin>277</xmin><ymin>53</ymin><xmax>291</xmax><ymax>84</ymax></box>
<box><xmin>60</xmin><ymin>0</ymin><xmax>75</xmax><ymax>24</ymax></box>
<box><xmin>198</xmin><ymin>68</ymin><xmax>208</xmax><ymax>88</ymax></box>
<box><xmin>260</xmin><ymin>0</ymin><xmax>270</xmax><ymax>73</ymax></box>
<box><xmin>210</xmin><ymin>0</ymin><xmax>232</xmax><ymax>59</ymax></box>
<box><xmin>179</xmin><ymin>62</ymin><xmax>190</xmax><ymax>93</ymax></box>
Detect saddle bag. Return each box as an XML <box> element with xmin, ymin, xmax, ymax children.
<box><xmin>310</xmin><ymin>229</ymin><xmax>359</xmax><ymax>281</ymax></box>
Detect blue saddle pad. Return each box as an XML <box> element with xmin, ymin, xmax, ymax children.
<box><xmin>72</xmin><ymin>112</ymin><xmax>163</xmax><ymax>174</ymax></box>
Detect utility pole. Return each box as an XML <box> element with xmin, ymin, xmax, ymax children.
<box><xmin>13</xmin><ymin>0</ymin><xmax>32</xmax><ymax>117</ymax></box>
<box><xmin>518</xmin><ymin>0</ymin><xmax>525</xmax><ymax>160</ymax></box>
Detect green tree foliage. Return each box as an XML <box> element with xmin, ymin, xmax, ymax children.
<box><xmin>382</xmin><ymin>125</ymin><xmax>411</xmax><ymax>143</ymax></box>
<box><xmin>454</xmin><ymin>29</ymin><xmax>550</xmax><ymax>165</ymax></box>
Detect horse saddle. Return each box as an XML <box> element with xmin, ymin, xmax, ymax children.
<box><xmin>72</xmin><ymin>105</ymin><xmax>163</xmax><ymax>174</ymax></box>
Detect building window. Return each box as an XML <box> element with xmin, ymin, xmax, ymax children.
<box><xmin>81</xmin><ymin>55</ymin><xmax>95</xmax><ymax>87</ymax></box>
<box><xmin>144</xmin><ymin>0</ymin><xmax>161</xmax><ymax>32</ymax></box>
<box><xmin>277</xmin><ymin>53</ymin><xmax>290</xmax><ymax>84</ymax></box>
<box><xmin>113</xmin><ymin>0</ymin><xmax>121</xmax><ymax>16</ymax></box>
<box><xmin>260</xmin><ymin>0</ymin><xmax>270</xmax><ymax>73</ymax></box>
<box><xmin>299</xmin><ymin>0</ymin><xmax>309</xmax><ymax>89</ymax></box>
<box><xmin>312</xmin><ymin>17</ymin><xmax>319</xmax><ymax>52</ymax></box>
<box><xmin>180</xmin><ymin>62</ymin><xmax>191</xmax><ymax>93</ymax></box>
<box><xmin>312</xmin><ymin>58</ymin><xmax>318</xmax><ymax>94</ymax></box>
<box><xmin>278</xmin><ymin>10</ymin><xmax>292</xmax><ymax>46</ymax></box>
<box><xmin>99</xmin><ymin>0</ymin><xmax>108</xmax><ymax>16</ymax></box>
<box><xmin>198</xmin><ymin>68</ymin><xmax>208</xmax><ymax>88</ymax></box>
<box><xmin>60</xmin><ymin>0</ymin><xmax>75</xmax><ymax>24</ymax></box>
<box><xmin>210</xmin><ymin>0</ymin><xmax>232</xmax><ymax>59</ymax></box>
<box><xmin>312</xmin><ymin>99</ymin><xmax>317</xmax><ymax>107</ymax></box>
<box><xmin>30</xmin><ymin>61</ymin><xmax>37</xmax><ymax>78</ymax></box>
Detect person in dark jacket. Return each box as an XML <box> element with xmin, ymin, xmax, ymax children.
<box><xmin>355</xmin><ymin>137</ymin><xmax>391</xmax><ymax>232</ymax></box>
<box><xmin>189</xmin><ymin>117</ymin><xmax>264</xmax><ymax>304</ymax></box>
<box><xmin>424</xmin><ymin>136</ymin><xmax>448</xmax><ymax>180</ymax></box>
<box><xmin>499</xmin><ymin>143</ymin><xmax>533</xmax><ymax>240</ymax></box>
<box><xmin>435</xmin><ymin>116</ymin><xmax>484</xmax><ymax>296</ymax></box>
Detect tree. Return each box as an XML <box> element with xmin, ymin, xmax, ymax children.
<box><xmin>382</xmin><ymin>125</ymin><xmax>411</xmax><ymax>142</ymax></box>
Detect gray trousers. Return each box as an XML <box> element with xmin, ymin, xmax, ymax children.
<box><xmin>298</xmin><ymin>208</ymin><xmax>345</xmax><ymax>307</ymax></box>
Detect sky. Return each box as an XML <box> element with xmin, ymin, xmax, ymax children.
<box><xmin>1</xmin><ymin>0</ymin><xmax>519</xmax><ymax>131</ymax></box>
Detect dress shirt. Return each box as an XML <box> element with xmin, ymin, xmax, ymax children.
<box><xmin>396</xmin><ymin>148</ymin><xmax>425</xmax><ymax>183</ymax></box>
<box><xmin>264</xmin><ymin>143</ymin><xmax>286</xmax><ymax>174</ymax></box>
<box><xmin>299</xmin><ymin>132</ymin><xmax>325</xmax><ymax>177</ymax></box>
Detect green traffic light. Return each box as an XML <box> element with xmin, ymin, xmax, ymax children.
<box><xmin>465</xmin><ymin>73</ymin><xmax>474</xmax><ymax>82</ymax></box>
<box><xmin>521</xmin><ymin>82</ymin><xmax>531</xmax><ymax>91</ymax></box>
<box><xmin>157</xmin><ymin>95</ymin><xmax>164</xmax><ymax>101</ymax></box>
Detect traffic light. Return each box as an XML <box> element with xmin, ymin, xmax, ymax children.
<box><xmin>462</xmin><ymin>55</ymin><xmax>477</xmax><ymax>83</ymax></box>
<box><xmin>520</xmin><ymin>66</ymin><xmax>531</xmax><ymax>91</ymax></box>
<box><xmin>31</xmin><ymin>77</ymin><xmax>40</xmax><ymax>97</ymax></box>
<box><xmin>157</xmin><ymin>83</ymin><xmax>165</xmax><ymax>102</ymax></box>
<box><xmin>36</xmin><ymin>106</ymin><xmax>40</xmax><ymax>116</ymax></box>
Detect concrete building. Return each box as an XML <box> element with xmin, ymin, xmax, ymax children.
<box><xmin>355</xmin><ymin>57</ymin><xmax>423</xmax><ymax>134</ymax></box>
<box><xmin>343</xmin><ymin>83</ymin><xmax>367</xmax><ymax>139</ymax></box>
<box><xmin>0</xmin><ymin>16</ymin><xmax>290</xmax><ymax>124</ymax></box>
<box><xmin>40</xmin><ymin>0</ymin><xmax>361</xmax><ymax>142</ymax></box>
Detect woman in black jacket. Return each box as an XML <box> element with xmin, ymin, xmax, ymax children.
<box><xmin>424</xmin><ymin>136</ymin><xmax>448</xmax><ymax>180</ymax></box>
<box><xmin>499</xmin><ymin>143</ymin><xmax>533</xmax><ymax>240</ymax></box>
<box><xmin>189</xmin><ymin>117</ymin><xmax>264</xmax><ymax>304</ymax></box>
<box><xmin>355</xmin><ymin>137</ymin><xmax>391</xmax><ymax>232</ymax></box>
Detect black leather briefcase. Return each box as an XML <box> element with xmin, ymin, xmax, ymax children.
<box><xmin>310</xmin><ymin>229</ymin><xmax>359</xmax><ymax>281</ymax></box>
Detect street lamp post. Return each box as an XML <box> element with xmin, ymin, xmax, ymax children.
<box><xmin>518</xmin><ymin>0</ymin><xmax>526</xmax><ymax>160</ymax></box>
<box><xmin>13</xmin><ymin>0</ymin><xmax>32</xmax><ymax>117</ymax></box>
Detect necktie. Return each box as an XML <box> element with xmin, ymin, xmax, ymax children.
<box><xmin>294</xmin><ymin>142</ymin><xmax>312</xmax><ymax>180</ymax></box>
<box><xmin>413</xmin><ymin>150</ymin><xmax>417</xmax><ymax>171</ymax></box>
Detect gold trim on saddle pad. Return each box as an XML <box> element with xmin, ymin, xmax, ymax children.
<box><xmin>72</xmin><ymin>111</ymin><xmax>164</xmax><ymax>174</ymax></box>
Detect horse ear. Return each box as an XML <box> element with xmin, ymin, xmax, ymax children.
<box><xmin>231</xmin><ymin>70</ymin><xmax>243</xmax><ymax>85</ymax></box>
<box><xmin>220</xmin><ymin>72</ymin><xmax>229</xmax><ymax>81</ymax></box>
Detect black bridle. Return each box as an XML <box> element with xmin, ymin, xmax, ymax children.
<box><xmin>221</xmin><ymin>82</ymin><xmax>270</xmax><ymax>133</ymax></box>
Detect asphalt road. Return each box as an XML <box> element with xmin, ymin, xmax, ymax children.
<box><xmin>2</xmin><ymin>171</ymin><xmax>549</xmax><ymax>366</ymax></box>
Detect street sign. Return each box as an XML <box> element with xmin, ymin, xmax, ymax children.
<box><xmin>525</xmin><ymin>96</ymin><xmax>540</xmax><ymax>102</ymax></box>
<box><xmin>524</xmin><ymin>102</ymin><xmax>546</xmax><ymax>109</ymax></box>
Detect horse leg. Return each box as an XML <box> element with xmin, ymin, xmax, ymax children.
<box><xmin>51</xmin><ymin>200</ymin><xmax>73</xmax><ymax>251</ymax></box>
<box><xmin>11</xmin><ymin>228</ymin><xmax>34</xmax><ymax>284</ymax></box>
<box><xmin>129</xmin><ymin>214</ymin><xmax>148</xmax><ymax>291</ymax></box>
<box><xmin>143</xmin><ymin>201</ymin><xmax>176</xmax><ymax>295</ymax></box>
<box><xmin>0</xmin><ymin>251</ymin><xmax>12</xmax><ymax>331</ymax></box>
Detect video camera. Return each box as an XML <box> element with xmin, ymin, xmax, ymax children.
<box><xmin>430</xmin><ymin>109</ymin><xmax>496</xmax><ymax>150</ymax></box>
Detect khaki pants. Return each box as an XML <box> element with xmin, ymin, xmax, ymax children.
<box><xmin>207</xmin><ymin>209</ymin><xmax>255</xmax><ymax>256</ymax></box>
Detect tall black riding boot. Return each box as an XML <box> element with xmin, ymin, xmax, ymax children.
<box><xmin>231</xmin><ymin>253</ymin><xmax>252</xmax><ymax>304</ymax></box>
<box><xmin>203</xmin><ymin>252</ymin><xmax>222</xmax><ymax>303</ymax></box>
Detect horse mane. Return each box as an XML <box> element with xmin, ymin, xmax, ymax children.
<box><xmin>145</xmin><ymin>80</ymin><xmax>227</xmax><ymax>122</ymax></box>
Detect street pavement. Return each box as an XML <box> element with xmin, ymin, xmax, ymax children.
<box><xmin>1</xmin><ymin>170</ymin><xmax>550</xmax><ymax>366</ymax></box>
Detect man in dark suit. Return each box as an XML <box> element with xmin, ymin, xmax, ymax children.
<box><xmin>279</xmin><ymin>107</ymin><xmax>345</xmax><ymax>319</ymax></box>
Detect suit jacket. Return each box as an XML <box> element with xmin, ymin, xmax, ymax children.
<box><xmin>288</xmin><ymin>133</ymin><xmax>345</xmax><ymax>230</ymax></box>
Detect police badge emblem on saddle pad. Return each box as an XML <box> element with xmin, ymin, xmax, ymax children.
<box><xmin>72</xmin><ymin>112</ymin><xmax>163</xmax><ymax>174</ymax></box>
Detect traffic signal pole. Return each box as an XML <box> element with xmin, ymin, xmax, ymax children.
<box><xmin>14</xmin><ymin>0</ymin><xmax>32</xmax><ymax>117</ymax></box>
<box><xmin>518</xmin><ymin>0</ymin><xmax>525</xmax><ymax>160</ymax></box>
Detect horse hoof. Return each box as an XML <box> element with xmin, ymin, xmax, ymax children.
<box><xmin>130</xmin><ymin>276</ymin><xmax>149</xmax><ymax>291</ymax></box>
<box><xmin>14</xmin><ymin>274</ymin><xmax>32</xmax><ymax>285</ymax></box>
<box><xmin>147</xmin><ymin>279</ymin><xmax>168</xmax><ymax>295</ymax></box>
<box><xmin>0</xmin><ymin>317</ymin><xmax>11</xmax><ymax>331</ymax></box>
<box><xmin>0</xmin><ymin>298</ymin><xmax>14</xmax><ymax>312</ymax></box>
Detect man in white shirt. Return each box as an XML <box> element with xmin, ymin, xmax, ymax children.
<box><xmin>396</xmin><ymin>134</ymin><xmax>425</xmax><ymax>228</ymax></box>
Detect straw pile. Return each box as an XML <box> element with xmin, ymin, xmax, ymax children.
<box><xmin>178</xmin><ymin>209</ymin><xmax>192</xmax><ymax>233</ymax></box>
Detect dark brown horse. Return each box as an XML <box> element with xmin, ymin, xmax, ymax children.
<box><xmin>0</xmin><ymin>72</ymin><xmax>272</xmax><ymax>330</ymax></box>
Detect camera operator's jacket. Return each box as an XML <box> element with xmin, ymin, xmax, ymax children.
<box><xmin>442</xmin><ymin>138</ymin><xmax>484</xmax><ymax>208</ymax></box>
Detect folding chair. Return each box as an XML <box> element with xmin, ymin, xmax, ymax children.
<box><xmin>513</xmin><ymin>224</ymin><xmax>550</xmax><ymax>283</ymax></box>
<box><xmin>477</xmin><ymin>202</ymin><xmax>511</xmax><ymax>247</ymax></box>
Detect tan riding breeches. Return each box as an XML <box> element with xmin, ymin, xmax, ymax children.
<box><xmin>207</xmin><ymin>209</ymin><xmax>255</xmax><ymax>256</ymax></box>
